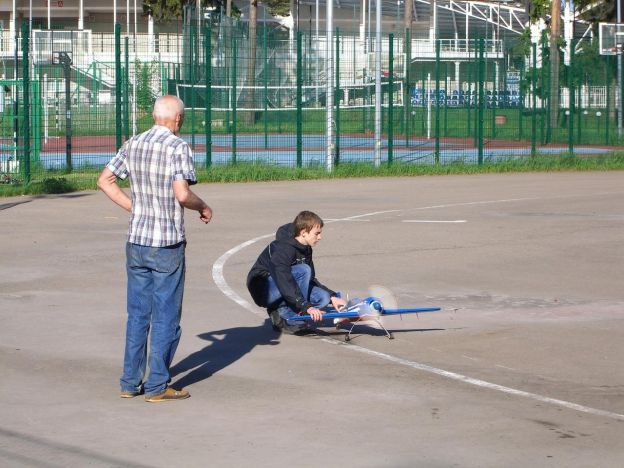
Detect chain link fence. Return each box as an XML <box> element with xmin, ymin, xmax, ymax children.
<box><xmin>1</xmin><ymin>14</ymin><xmax>622</xmax><ymax>184</ymax></box>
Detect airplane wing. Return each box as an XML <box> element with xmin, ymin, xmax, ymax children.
<box><xmin>289</xmin><ymin>311</ymin><xmax>363</xmax><ymax>321</ymax></box>
<box><xmin>292</xmin><ymin>307</ymin><xmax>441</xmax><ymax>321</ymax></box>
<box><xmin>382</xmin><ymin>307</ymin><xmax>441</xmax><ymax>315</ymax></box>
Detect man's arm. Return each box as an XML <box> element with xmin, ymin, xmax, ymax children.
<box><xmin>172</xmin><ymin>179</ymin><xmax>213</xmax><ymax>223</ymax></box>
<box><xmin>97</xmin><ymin>167</ymin><xmax>131</xmax><ymax>212</ymax></box>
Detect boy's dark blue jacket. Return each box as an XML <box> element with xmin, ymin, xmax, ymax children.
<box><xmin>246</xmin><ymin>222</ymin><xmax>336</xmax><ymax>312</ymax></box>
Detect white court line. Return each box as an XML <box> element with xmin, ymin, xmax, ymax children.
<box><xmin>212</xmin><ymin>206</ymin><xmax>624</xmax><ymax>422</ymax></box>
<box><xmin>411</xmin><ymin>197</ymin><xmax>538</xmax><ymax>210</ymax></box>
<box><xmin>211</xmin><ymin>210</ymin><xmax>399</xmax><ymax>318</ymax></box>
<box><xmin>212</xmin><ymin>233</ymin><xmax>274</xmax><ymax>318</ymax></box>
<box><xmin>403</xmin><ymin>220</ymin><xmax>467</xmax><ymax>223</ymax></box>
<box><xmin>318</xmin><ymin>339</ymin><xmax>624</xmax><ymax>422</ymax></box>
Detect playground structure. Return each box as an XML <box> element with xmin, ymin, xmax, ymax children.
<box><xmin>1</xmin><ymin>2</ymin><xmax>622</xmax><ymax>183</ymax></box>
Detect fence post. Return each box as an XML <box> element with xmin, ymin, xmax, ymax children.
<box><xmin>363</xmin><ymin>68</ymin><xmax>367</xmax><ymax>134</ymax></box>
<box><xmin>531</xmin><ymin>43</ymin><xmax>537</xmax><ymax>157</ymax></box>
<box><xmin>606</xmin><ymin>56</ymin><xmax>611</xmax><ymax>145</ymax></box>
<box><xmin>434</xmin><ymin>39</ymin><xmax>440</xmax><ymax>163</ymax></box>
<box><xmin>225</xmin><ymin>24</ymin><xmax>230</xmax><ymax>134</ymax></box>
<box><xmin>544</xmin><ymin>35</ymin><xmax>552</xmax><ymax>143</ymax></box>
<box><xmin>444</xmin><ymin>61</ymin><xmax>448</xmax><ymax>137</ymax></box>
<box><xmin>404</xmin><ymin>27</ymin><xmax>411</xmax><ymax>147</ymax></box>
<box><xmin>204</xmin><ymin>24</ymin><xmax>212</xmax><ymax>168</ymax></box>
<box><xmin>518</xmin><ymin>55</ymin><xmax>524</xmax><ymax>141</ymax></box>
<box><xmin>568</xmin><ymin>40</ymin><xmax>574</xmax><ymax>154</ymax></box>
<box><xmin>296</xmin><ymin>31</ymin><xmax>303</xmax><ymax>168</ymax></box>
<box><xmin>540</xmin><ymin>33</ymin><xmax>546</xmax><ymax>144</ymax></box>
<box><xmin>491</xmin><ymin>59</ymin><xmax>497</xmax><ymax>140</ymax></box>
<box><xmin>21</xmin><ymin>22</ymin><xmax>31</xmax><ymax>183</ymax></box>
<box><xmin>388</xmin><ymin>33</ymin><xmax>394</xmax><ymax>165</ymax></box>
<box><xmin>468</xmin><ymin>42</ymin><xmax>472</xmax><ymax>138</ymax></box>
<box><xmin>335</xmin><ymin>28</ymin><xmax>340</xmax><ymax>166</ymax></box>
<box><xmin>32</xmin><ymin>77</ymin><xmax>41</xmax><ymax>165</ymax></box>
<box><xmin>263</xmin><ymin>23</ymin><xmax>268</xmax><ymax>149</ymax></box>
<box><xmin>115</xmin><ymin>23</ymin><xmax>122</xmax><ymax>151</ymax></box>
<box><xmin>190</xmin><ymin>22</ymin><xmax>196</xmax><ymax>150</ymax></box>
<box><xmin>277</xmin><ymin>68</ymin><xmax>282</xmax><ymax>134</ymax></box>
<box><xmin>231</xmin><ymin>36</ymin><xmax>237</xmax><ymax>164</ymax></box>
<box><xmin>124</xmin><ymin>36</ymin><xmax>130</xmax><ymax>140</ymax></box>
<box><xmin>478</xmin><ymin>39</ymin><xmax>485</xmax><ymax>164</ymax></box>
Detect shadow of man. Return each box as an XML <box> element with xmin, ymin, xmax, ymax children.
<box><xmin>170</xmin><ymin>319</ymin><xmax>280</xmax><ymax>389</ymax></box>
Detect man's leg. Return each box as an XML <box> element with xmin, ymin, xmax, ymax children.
<box><xmin>143</xmin><ymin>242</ymin><xmax>186</xmax><ymax>396</ymax></box>
<box><xmin>120</xmin><ymin>243</ymin><xmax>152</xmax><ymax>394</ymax></box>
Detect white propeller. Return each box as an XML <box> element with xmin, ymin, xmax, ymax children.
<box><xmin>368</xmin><ymin>284</ymin><xmax>398</xmax><ymax>312</ymax></box>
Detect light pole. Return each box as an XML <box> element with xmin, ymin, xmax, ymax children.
<box><xmin>374</xmin><ymin>0</ymin><xmax>382</xmax><ymax>167</ymax></box>
<box><xmin>618</xmin><ymin>0</ymin><xmax>623</xmax><ymax>134</ymax></box>
<box><xmin>326</xmin><ymin>0</ymin><xmax>334</xmax><ymax>172</ymax></box>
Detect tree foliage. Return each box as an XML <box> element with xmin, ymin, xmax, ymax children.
<box><xmin>265</xmin><ymin>0</ymin><xmax>290</xmax><ymax>17</ymax></box>
<box><xmin>142</xmin><ymin>0</ymin><xmax>291</xmax><ymax>21</ymax></box>
<box><xmin>524</xmin><ymin>0</ymin><xmax>550</xmax><ymax>22</ymax></box>
<box><xmin>575</xmin><ymin>0</ymin><xmax>616</xmax><ymax>25</ymax></box>
<box><xmin>135</xmin><ymin>60</ymin><xmax>157</xmax><ymax>113</ymax></box>
<box><xmin>143</xmin><ymin>0</ymin><xmax>223</xmax><ymax>21</ymax></box>
<box><xmin>525</xmin><ymin>0</ymin><xmax>616</xmax><ymax>26</ymax></box>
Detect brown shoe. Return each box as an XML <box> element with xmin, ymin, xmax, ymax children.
<box><xmin>144</xmin><ymin>388</ymin><xmax>190</xmax><ymax>403</ymax></box>
<box><xmin>120</xmin><ymin>390</ymin><xmax>142</xmax><ymax>399</ymax></box>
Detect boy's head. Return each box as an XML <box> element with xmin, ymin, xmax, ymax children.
<box><xmin>293</xmin><ymin>211</ymin><xmax>324</xmax><ymax>247</ymax></box>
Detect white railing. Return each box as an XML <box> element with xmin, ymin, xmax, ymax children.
<box><xmin>410</xmin><ymin>39</ymin><xmax>503</xmax><ymax>58</ymax></box>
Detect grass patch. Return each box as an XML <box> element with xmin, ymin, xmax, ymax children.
<box><xmin>1</xmin><ymin>152</ymin><xmax>623</xmax><ymax>197</ymax></box>
<box><xmin>196</xmin><ymin>152</ymin><xmax>624</xmax><ymax>183</ymax></box>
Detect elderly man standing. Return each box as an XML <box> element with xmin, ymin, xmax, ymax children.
<box><xmin>98</xmin><ymin>95</ymin><xmax>213</xmax><ymax>402</ymax></box>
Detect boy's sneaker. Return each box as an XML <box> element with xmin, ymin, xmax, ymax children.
<box><xmin>269</xmin><ymin>309</ymin><xmax>284</xmax><ymax>332</ymax></box>
<box><xmin>144</xmin><ymin>388</ymin><xmax>190</xmax><ymax>403</ymax></box>
<box><xmin>270</xmin><ymin>309</ymin><xmax>310</xmax><ymax>335</ymax></box>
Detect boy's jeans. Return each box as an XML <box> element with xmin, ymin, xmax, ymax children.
<box><xmin>121</xmin><ymin>242</ymin><xmax>185</xmax><ymax>396</ymax></box>
<box><xmin>265</xmin><ymin>264</ymin><xmax>330</xmax><ymax>323</ymax></box>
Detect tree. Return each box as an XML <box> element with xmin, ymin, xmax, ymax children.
<box><xmin>549</xmin><ymin>0</ymin><xmax>561</xmax><ymax>130</ymax></box>
<box><xmin>244</xmin><ymin>0</ymin><xmax>258</xmax><ymax>126</ymax></box>
<box><xmin>135</xmin><ymin>60</ymin><xmax>158</xmax><ymax>113</ymax></box>
<box><xmin>524</xmin><ymin>1</ymin><xmax>617</xmax><ymax>131</ymax></box>
<box><xmin>143</xmin><ymin>0</ymin><xmax>223</xmax><ymax>22</ymax></box>
<box><xmin>265</xmin><ymin>0</ymin><xmax>290</xmax><ymax>17</ymax></box>
<box><xmin>574</xmin><ymin>0</ymin><xmax>616</xmax><ymax>24</ymax></box>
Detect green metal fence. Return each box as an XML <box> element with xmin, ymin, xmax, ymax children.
<box><xmin>1</xmin><ymin>16</ymin><xmax>623</xmax><ymax>185</ymax></box>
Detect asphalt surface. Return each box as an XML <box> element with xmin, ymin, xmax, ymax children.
<box><xmin>1</xmin><ymin>172</ymin><xmax>623</xmax><ymax>467</ymax></box>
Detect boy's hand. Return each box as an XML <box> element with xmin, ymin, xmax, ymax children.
<box><xmin>330</xmin><ymin>296</ymin><xmax>347</xmax><ymax>311</ymax></box>
<box><xmin>306</xmin><ymin>306</ymin><xmax>324</xmax><ymax>321</ymax></box>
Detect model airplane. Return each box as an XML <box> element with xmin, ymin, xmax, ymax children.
<box><xmin>286</xmin><ymin>296</ymin><xmax>441</xmax><ymax>341</ymax></box>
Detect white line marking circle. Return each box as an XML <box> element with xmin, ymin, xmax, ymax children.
<box><xmin>403</xmin><ymin>220</ymin><xmax>467</xmax><ymax>223</ymax></box>
<box><xmin>212</xmin><ymin>207</ymin><xmax>624</xmax><ymax>422</ymax></box>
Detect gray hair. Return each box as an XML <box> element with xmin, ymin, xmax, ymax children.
<box><xmin>153</xmin><ymin>95</ymin><xmax>185</xmax><ymax>121</ymax></box>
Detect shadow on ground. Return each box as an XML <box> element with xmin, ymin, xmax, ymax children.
<box><xmin>170</xmin><ymin>319</ymin><xmax>280</xmax><ymax>389</ymax></box>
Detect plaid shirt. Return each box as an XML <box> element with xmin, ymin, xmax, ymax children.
<box><xmin>107</xmin><ymin>125</ymin><xmax>197</xmax><ymax>247</ymax></box>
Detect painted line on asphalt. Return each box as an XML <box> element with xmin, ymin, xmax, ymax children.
<box><xmin>410</xmin><ymin>197</ymin><xmax>539</xmax><ymax>211</ymax></box>
<box><xmin>212</xmin><ymin>205</ymin><xmax>624</xmax><ymax>422</ymax></box>
<box><xmin>212</xmin><ymin>233</ymin><xmax>274</xmax><ymax>318</ymax></box>
<box><xmin>403</xmin><ymin>220</ymin><xmax>467</xmax><ymax>223</ymax></box>
<box><xmin>318</xmin><ymin>338</ymin><xmax>624</xmax><ymax>422</ymax></box>
<box><xmin>211</xmin><ymin>210</ymin><xmax>399</xmax><ymax>318</ymax></box>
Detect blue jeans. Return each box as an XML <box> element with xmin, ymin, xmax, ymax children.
<box><xmin>121</xmin><ymin>241</ymin><xmax>185</xmax><ymax>396</ymax></box>
<box><xmin>265</xmin><ymin>264</ymin><xmax>330</xmax><ymax>323</ymax></box>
